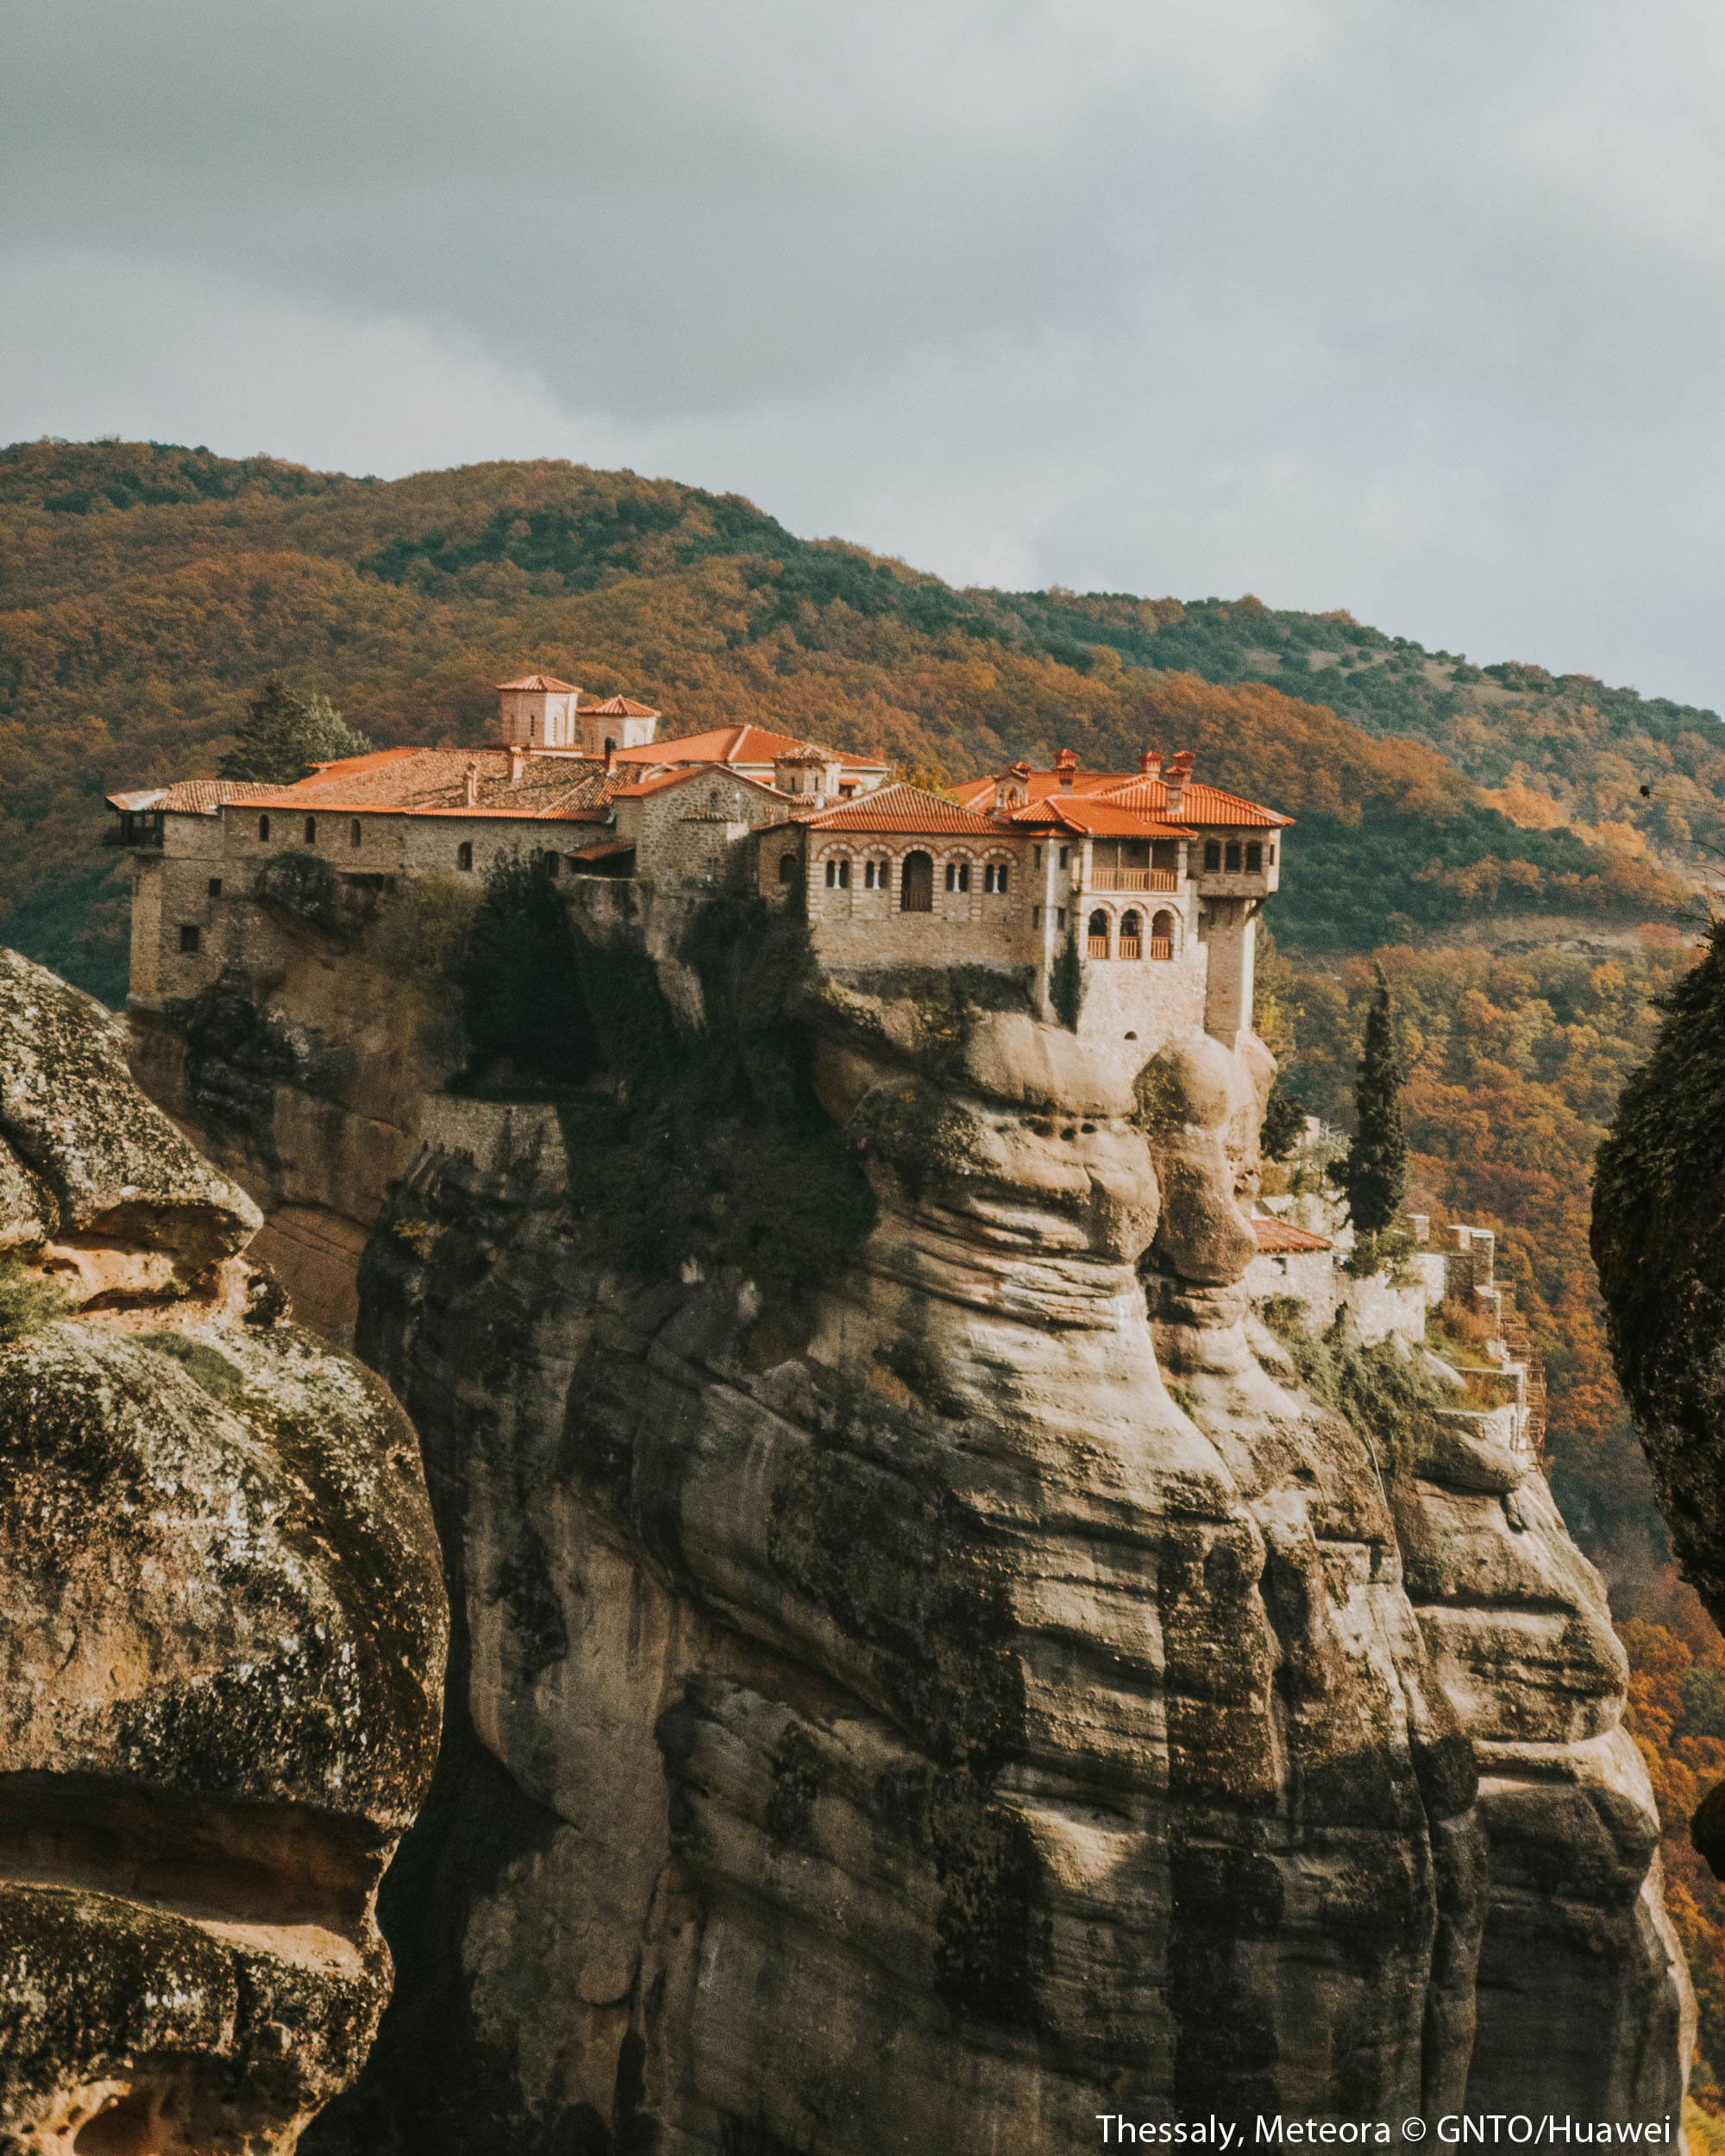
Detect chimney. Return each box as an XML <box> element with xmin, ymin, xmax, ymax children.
<box><xmin>604</xmin><ymin>740</ymin><xmax>617</xmax><ymax>774</ymax></box>
<box><xmin>1139</xmin><ymin>749</ymin><xmax>1162</xmax><ymax>780</ymax></box>
<box><xmin>1165</xmin><ymin>749</ymin><xmax>1193</xmax><ymax>816</ymax></box>
<box><xmin>1055</xmin><ymin>747</ymin><xmax>1078</xmax><ymax>793</ymax></box>
<box><xmin>508</xmin><ymin>745</ymin><xmax>525</xmax><ymax>786</ymax></box>
<box><xmin>463</xmin><ymin>761</ymin><xmax>480</xmax><ymax>809</ymax></box>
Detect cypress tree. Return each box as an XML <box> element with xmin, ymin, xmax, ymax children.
<box><xmin>1341</xmin><ymin>969</ymin><xmax>1408</xmax><ymax>1234</ymax></box>
<box><xmin>220</xmin><ymin>680</ymin><xmax>372</xmax><ymax>783</ymax></box>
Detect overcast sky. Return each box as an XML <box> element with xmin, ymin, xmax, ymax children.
<box><xmin>4</xmin><ymin>0</ymin><xmax>1725</xmax><ymax>706</ymax></box>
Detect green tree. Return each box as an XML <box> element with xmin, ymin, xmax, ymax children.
<box><xmin>1259</xmin><ymin>1075</ymin><xmax>1305</xmax><ymax>1161</ymax></box>
<box><xmin>459</xmin><ymin>852</ymin><xmax>595</xmax><ymax>1085</ymax></box>
<box><xmin>1339</xmin><ymin>968</ymin><xmax>1408</xmax><ymax>1233</ymax></box>
<box><xmin>219</xmin><ymin>680</ymin><xmax>372</xmax><ymax>784</ymax></box>
<box><xmin>1051</xmin><ymin>928</ymin><xmax>1087</xmax><ymax>1031</ymax></box>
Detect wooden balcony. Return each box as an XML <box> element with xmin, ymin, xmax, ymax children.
<box><xmin>1149</xmin><ymin>937</ymin><xmax>1173</xmax><ymax>961</ymax></box>
<box><xmin>1088</xmin><ymin>935</ymin><xmax>1109</xmax><ymax>959</ymax></box>
<box><xmin>1089</xmin><ymin>867</ymin><xmax>1178</xmax><ymax>893</ymax></box>
<box><xmin>1117</xmin><ymin>935</ymin><xmax>1141</xmax><ymax>960</ymax></box>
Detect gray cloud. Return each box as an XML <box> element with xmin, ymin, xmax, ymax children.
<box><xmin>4</xmin><ymin>0</ymin><xmax>1725</xmax><ymax>704</ymax></box>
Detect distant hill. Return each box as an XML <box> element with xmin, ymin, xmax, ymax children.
<box><xmin>0</xmin><ymin>438</ymin><xmax>1701</xmax><ymax>1003</ymax></box>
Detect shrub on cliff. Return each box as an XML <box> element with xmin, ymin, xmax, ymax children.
<box><xmin>458</xmin><ymin>853</ymin><xmax>596</xmax><ymax>1086</ymax></box>
<box><xmin>554</xmin><ymin>898</ymin><xmax>876</xmax><ymax>1296</ymax></box>
<box><xmin>0</xmin><ymin>1258</ymin><xmax>68</xmax><ymax>1344</ymax></box>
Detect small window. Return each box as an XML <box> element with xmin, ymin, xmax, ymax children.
<box><xmin>1225</xmin><ymin>842</ymin><xmax>1241</xmax><ymax>872</ymax></box>
<box><xmin>304</xmin><ymin>815</ymin><xmax>317</xmax><ymax>845</ymax></box>
<box><xmin>178</xmin><ymin>924</ymin><xmax>200</xmax><ymax>955</ymax></box>
<box><xmin>1204</xmin><ymin>841</ymin><xmax>1221</xmax><ymax>872</ymax></box>
<box><xmin>779</xmin><ymin>854</ymin><xmax>798</xmax><ymax>885</ymax></box>
<box><xmin>1032</xmin><ymin>905</ymin><xmax>1041</xmax><ymax>928</ymax></box>
<box><xmin>258</xmin><ymin>814</ymin><xmax>271</xmax><ymax>842</ymax></box>
<box><xmin>604</xmin><ymin>736</ymin><xmax>617</xmax><ymax>757</ymax></box>
<box><xmin>1033</xmin><ymin>844</ymin><xmax>1042</xmax><ymax>868</ymax></box>
<box><xmin>530</xmin><ymin>715</ymin><xmax>536</xmax><ymax>740</ymax></box>
<box><xmin>862</xmin><ymin>859</ymin><xmax>878</xmax><ymax>889</ymax></box>
<box><xmin>1058</xmin><ymin>847</ymin><xmax>1070</xmax><ymax>870</ymax></box>
<box><xmin>1057</xmin><ymin>907</ymin><xmax>1067</xmax><ymax>930</ymax></box>
<box><xmin>350</xmin><ymin>818</ymin><xmax>363</xmax><ymax>849</ymax></box>
<box><xmin>544</xmin><ymin>852</ymin><xmax>560</xmax><ymax>878</ymax></box>
<box><xmin>457</xmin><ymin>842</ymin><xmax>474</xmax><ymax>872</ymax></box>
<box><xmin>1245</xmin><ymin>842</ymin><xmax>1262</xmax><ymax>873</ymax></box>
<box><xmin>1267</xmin><ymin>843</ymin><xmax>1276</xmax><ymax>866</ymax></box>
<box><xmin>983</xmin><ymin>862</ymin><xmax>1009</xmax><ymax>894</ymax></box>
<box><xmin>207</xmin><ymin>877</ymin><xmax>223</xmax><ymax>898</ymax></box>
<box><xmin>944</xmin><ymin>861</ymin><xmax>970</xmax><ymax>893</ymax></box>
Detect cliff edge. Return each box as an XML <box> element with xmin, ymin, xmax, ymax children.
<box><xmin>0</xmin><ymin>950</ymin><xmax>448</xmax><ymax>2154</ymax></box>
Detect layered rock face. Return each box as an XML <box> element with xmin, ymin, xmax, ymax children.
<box><xmin>337</xmin><ymin>941</ymin><xmax>1685</xmax><ymax>2151</ymax></box>
<box><xmin>0</xmin><ymin>950</ymin><xmax>447</xmax><ymax>2153</ymax></box>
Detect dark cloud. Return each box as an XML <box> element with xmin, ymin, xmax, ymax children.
<box><xmin>5</xmin><ymin>0</ymin><xmax>1725</xmax><ymax>703</ymax></box>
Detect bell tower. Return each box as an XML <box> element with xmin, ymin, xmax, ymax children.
<box><xmin>496</xmin><ymin>674</ymin><xmax>582</xmax><ymax>749</ymax></box>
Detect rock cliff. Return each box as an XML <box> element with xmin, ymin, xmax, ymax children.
<box><xmin>1595</xmin><ymin>926</ymin><xmax>1725</xmax><ymax>1871</ymax></box>
<box><xmin>318</xmin><ymin>906</ymin><xmax>1685</xmax><ymax>2151</ymax></box>
<box><xmin>0</xmin><ymin>950</ymin><xmax>447</xmax><ymax>2154</ymax></box>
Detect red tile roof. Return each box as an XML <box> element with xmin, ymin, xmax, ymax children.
<box><xmin>496</xmin><ymin>674</ymin><xmax>578</xmax><ymax>692</ymax></box>
<box><xmin>235</xmin><ymin>748</ymin><xmax>621</xmax><ymax>821</ymax></box>
<box><xmin>567</xmin><ymin>838</ymin><xmax>637</xmax><ymax>862</ymax></box>
<box><xmin>798</xmin><ymin>783</ymin><xmax>1007</xmax><ymax>835</ymax></box>
<box><xmin>611</xmin><ymin>768</ymin><xmax>785</xmax><ymax>804</ymax></box>
<box><xmin>1095</xmin><ymin>775</ymin><xmax>1293</xmax><ymax>829</ymax></box>
<box><xmin>612</xmin><ymin>724</ymin><xmax>888</xmax><ymax>773</ymax></box>
<box><xmin>586</xmin><ymin>695</ymin><xmax>661</xmax><ymax>718</ymax></box>
<box><xmin>1013</xmin><ymin>798</ymin><xmax>1185</xmax><ymax>838</ymax></box>
<box><xmin>954</xmin><ymin>760</ymin><xmax>1291</xmax><ymax>830</ymax></box>
<box><xmin>107</xmin><ymin>779</ymin><xmax>294</xmax><ymax>815</ymax></box>
<box><xmin>1251</xmin><ymin>1217</ymin><xmax>1333</xmax><ymax>1254</ymax></box>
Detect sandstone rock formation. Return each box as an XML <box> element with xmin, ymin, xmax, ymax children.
<box><xmin>0</xmin><ymin>950</ymin><xmax>446</xmax><ymax>2154</ymax></box>
<box><xmin>323</xmin><ymin>918</ymin><xmax>1684</xmax><ymax>2151</ymax></box>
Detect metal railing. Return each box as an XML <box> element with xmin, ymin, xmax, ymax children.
<box><xmin>1089</xmin><ymin>867</ymin><xmax>1178</xmax><ymax>892</ymax></box>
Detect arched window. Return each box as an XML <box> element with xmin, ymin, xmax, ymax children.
<box><xmin>1151</xmin><ymin>909</ymin><xmax>1176</xmax><ymax>959</ymax></box>
<box><xmin>257</xmin><ymin>813</ymin><xmax>271</xmax><ymax>842</ymax></box>
<box><xmin>1119</xmin><ymin>910</ymin><xmax>1143</xmax><ymax>960</ymax></box>
<box><xmin>304</xmin><ymin>815</ymin><xmax>317</xmax><ymax>844</ymax></box>
<box><xmin>944</xmin><ymin>860</ymin><xmax>970</xmax><ymax>893</ymax></box>
<box><xmin>457</xmin><ymin>842</ymin><xmax>474</xmax><ymax>872</ymax></box>
<box><xmin>1088</xmin><ymin>909</ymin><xmax>1110</xmax><ymax>959</ymax></box>
<box><xmin>778</xmin><ymin>853</ymin><xmax>798</xmax><ymax>885</ymax></box>
<box><xmin>349</xmin><ymin>818</ymin><xmax>362</xmax><ymax>849</ymax></box>
<box><xmin>900</xmin><ymin>851</ymin><xmax>933</xmax><ymax>912</ymax></box>
<box><xmin>984</xmin><ymin>862</ymin><xmax>1009</xmax><ymax>893</ymax></box>
<box><xmin>825</xmin><ymin>857</ymin><xmax>851</xmax><ymax>889</ymax></box>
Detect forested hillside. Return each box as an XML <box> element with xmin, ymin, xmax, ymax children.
<box><xmin>0</xmin><ymin>438</ymin><xmax>1698</xmax><ymax>1003</ymax></box>
<box><xmin>9</xmin><ymin>436</ymin><xmax>1725</xmax><ymax>2083</ymax></box>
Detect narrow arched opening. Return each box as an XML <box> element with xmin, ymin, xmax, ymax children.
<box><xmin>1151</xmin><ymin>909</ymin><xmax>1176</xmax><ymax>959</ymax></box>
<box><xmin>1087</xmin><ymin>908</ymin><xmax>1110</xmax><ymax>959</ymax></box>
<box><xmin>900</xmin><ymin>851</ymin><xmax>933</xmax><ymax>912</ymax></box>
<box><xmin>1119</xmin><ymin>910</ymin><xmax>1143</xmax><ymax>960</ymax></box>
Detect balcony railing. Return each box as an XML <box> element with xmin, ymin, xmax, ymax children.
<box><xmin>1089</xmin><ymin>867</ymin><xmax>1178</xmax><ymax>893</ymax></box>
<box><xmin>1117</xmin><ymin>935</ymin><xmax>1141</xmax><ymax>960</ymax></box>
<box><xmin>1149</xmin><ymin>937</ymin><xmax>1173</xmax><ymax>961</ymax></box>
<box><xmin>1087</xmin><ymin>935</ymin><xmax>1109</xmax><ymax>959</ymax></box>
